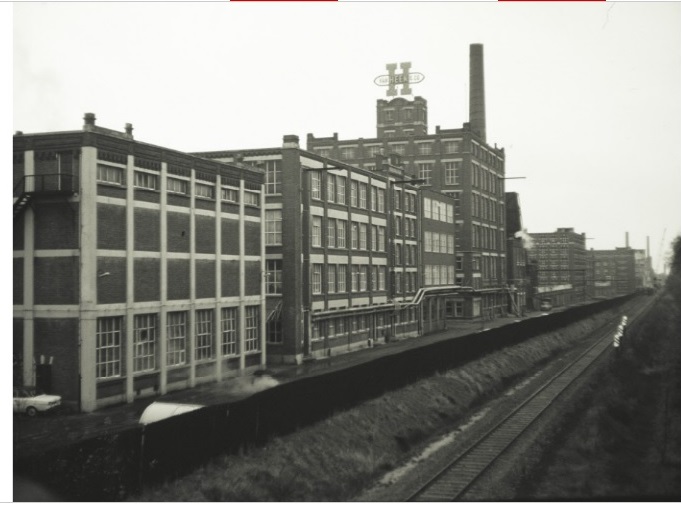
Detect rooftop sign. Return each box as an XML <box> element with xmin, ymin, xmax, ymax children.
<box><xmin>374</xmin><ymin>62</ymin><xmax>425</xmax><ymax>97</ymax></box>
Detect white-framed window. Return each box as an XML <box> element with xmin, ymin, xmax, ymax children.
<box><xmin>378</xmin><ymin>226</ymin><xmax>386</xmax><ymax>252</ymax></box>
<box><xmin>266</xmin><ymin>259</ymin><xmax>282</xmax><ymax>294</ymax></box>
<box><xmin>377</xmin><ymin>188</ymin><xmax>385</xmax><ymax>212</ymax></box>
<box><xmin>425</xmin><ymin>231</ymin><xmax>432</xmax><ymax>252</ymax></box>
<box><xmin>365</xmin><ymin>145</ymin><xmax>381</xmax><ymax>157</ymax></box>
<box><xmin>221</xmin><ymin>186</ymin><xmax>239</xmax><ymax>203</ymax></box>
<box><xmin>350</xmin><ymin>181</ymin><xmax>359</xmax><ymax>207</ymax></box>
<box><xmin>312</xmin><ymin>264</ymin><xmax>323</xmax><ymax>294</ymax></box>
<box><xmin>359</xmin><ymin>223</ymin><xmax>367</xmax><ymax>250</ymax></box>
<box><xmin>351</xmin><ymin>265</ymin><xmax>360</xmax><ymax>292</ymax></box>
<box><xmin>133</xmin><ymin>313</ymin><xmax>157</xmax><ymax>373</ymax></box>
<box><xmin>359</xmin><ymin>183</ymin><xmax>367</xmax><ymax>209</ymax></box>
<box><xmin>337</xmin><ymin>220</ymin><xmax>347</xmax><ymax>248</ymax></box>
<box><xmin>221</xmin><ymin>307</ymin><xmax>238</xmax><ymax>356</ymax></box>
<box><xmin>166</xmin><ymin>311</ymin><xmax>186</xmax><ymax>366</ymax></box>
<box><xmin>337</xmin><ymin>176</ymin><xmax>346</xmax><ymax>204</ymax></box>
<box><xmin>134</xmin><ymin>171</ymin><xmax>158</xmax><ymax>190</ymax></box>
<box><xmin>327</xmin><ymin>174</ymin><xmax>336</xmax><ymax>203</ymax></box>
<box><xmin>195</xmin><ymin>182</ymin><xmax>215</xmax><ymax>199</ymax></box>
<box><xmin>417</xmin><ymin>163</ymin><xmax>433</xmax><ymax>185</ymax></box>
<box><xmin>446</xmin><ymin>204</ymin><xmax>454</xmax><ymax>224</ymax></box>
<box><xmin>195</xmin><ymin>309</ymin><xmax>214</xmax><ymax>361</ymax></box>
<box><xmin>442</xmin><ymin>140</ymin><xmax>461</xmax><ymax>154</ymax></box>
<box><xmin>424</xmin><ymin>197</ymin><xmax>432</xmax><ymax>219</ymax></box>
<box><xmin>444</xmin><ymin>160</ymin><xmax>461</xmax><ymax>185</ymax></box>
<box><xmin>359</xmin><ymin>266</ymin><xmax>368</xmax><ymax>291</ymax></box>
<box><xmin>167</xmin><ymin>177</ymin><xmax>189</xmax><ymax>195</ymax></box>
<box><xmin>97</xmin><ymin>164</ymin><xmax>124</xmax><ymax>185</ymax></box>
<box><xmin>245</xmin><ymin>306</ymin><xmax>260</xmax><ymax>352</ymax></box>
<box><xmin>312</xmin><ymin>216</ymin><xmax>322</xmax><ymax>247</ymax></box>
<box><xmin>265</xmin><ymin>210</ymin><xmax>282</xmax><ymax>245</ymax></box>
<box><xmin>447</xmin><ymin>235</ymin><xmax>454</xmax><ymax>254</ymax></box>
<box><xmin>417</xmin><ymin>142</ymin><xmax>433</xmax><ymax>155</ymax></box>
<box><xmin>310</xmin><ymin>171</ymin><xmax>321</xmax><ymax>200</ymax></box>
<box><xmin>96</xmin><ymin>316</ymin><xmax>122</xmax><ymax>379</ymax></box>
<box><xmin>264</xmin><ymin>160</ymin><xmax>282</xmax><ymax>195</ymax></box>
<box><xmin>327</xmin><ymin>218</ymin><xmax>336</xmax><ymax>248</ymax></box>
<box><xmin>340</xmin><ymin>146</ymin><xmax>355</xmax><ymax>160</ymax></box>
<box><xmin>378</xmin><ymin>266</ymin><xmax>386</xmax><ymax>290</ymax></box>
<box><xmin>337</xmin><ymin>264</ymin><xmax>347</xmax><ymax>292</ymax></box>
<box><xmin>244</xmin><ymin>191</ymin><xmax>260</xmax><ymax>207</ymax></box>
<box><xmin>327</xmin><ymin>265</ymin><xmax>336</xmax><ymax>293</ymax></box>
<box><xmin>351</xmin><ymin>222</ymin><xmax>359</xmax><ymax>249</ymax></box>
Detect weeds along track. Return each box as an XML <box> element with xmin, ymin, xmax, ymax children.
<box><xmin>407</xmin><ymin>298</ymin><xmax>654</xmax><ymax>502</ymax></box>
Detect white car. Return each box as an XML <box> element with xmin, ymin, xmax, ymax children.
<box><xmin>13</xmin><ymin>387</ymin><xmax>62</xmax><ymax>417</ymax></box>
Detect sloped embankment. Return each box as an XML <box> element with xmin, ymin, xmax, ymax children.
<box><xmin>133</xmin><ymin>308</ymin><xmax>627</xmax><ymax>502</ymax></box>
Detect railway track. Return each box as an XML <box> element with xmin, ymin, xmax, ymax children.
<box><xmin>407</xmin><ymin>299</ymin><xmax>653</xmax><ymax>502</ymax></box>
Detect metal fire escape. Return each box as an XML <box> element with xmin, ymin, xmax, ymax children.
<box><xmin>13</xmin><ymin>174</ymin><xmax>78</xmax><ymax>219</ymax></box>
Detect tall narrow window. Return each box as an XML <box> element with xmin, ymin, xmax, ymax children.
<box><xmin>266</xmin><ymin>259</ymin><xmax>282</xmax><ymax>294</ymax></box>
<box><xmin>166</xmin><ymin>311</ymin><xmax>187</xmax><ymax>366</ymax></box>
<box><xmin>337</xmin><ymin>264</ymin><xmax>347</xmax><ymax>292</ymax></box>
<box><xmin>351</xmin><ymin>222</ymin><xmax>359</xmax><ymax>249</ymax></box>
<box><xmin>265</xmin><ymin>210</ymin><xmax>282</xmax><ymax>245</ymax></box>
<box><xmin>195</xmin><ymin>309</ymin><xmax>214</xmax><ymax>361</ymax></box>
<box><xmin>96</xmin><ymin>316</ymin><xmax>122</xmax><ymax>379</ymax></box>
<box><xmin>337</xmin><ymin>220</ymin><xmax>347</xmax><ymax>248</ymax></box>
<box><xmin>244</xmin><ymin>306</ymin><xmax>260</xmax><ymax>352</ymax></box>
<box><xmin>359</xmin><ymin>223</ymin><xmax>367</xmax><ymax>250</ymax></box>
<box><xmin>350</xmin><ymin>181</ymin><xmax>359</xmax><ymax>207</ymax></box>
<box><xmin>377</xmin><ymin>188</ymin><xmax>385</xmax><ymax>212</ymax></box>
<box><xmin>310</xmin><ymin>172</ymin><xmax>321</xmax><ymax>200</ymax></box>
<box><xmin>221</xmin><ymin>307</ymin><xmax>238</xmax><ymax>356</ymax></box>
<box><xmin>265</xmin><ymin>160</ymin><xmax>282</xmax><ymax>195</ymax></box>
<box><xmin>327</xmin><ymin>265</ymin><xmax>336</xmax><ymax>293</ymax></box>
<box><xmin>327</xmin><ymin>219</ymin><xmax>336</xmax><ymax>248</ymax></box>
<box><xmin>133</xmin><ymin>314</ymin><xmax>157</xmax><ymax>373</ymax></box>
<box><xmin>312</xmin><ymin>216</ymin><xmax>322</xmax><ymax>247</ymax></box>
<box><xmin>359</xmin><ymin>183</ymin><xmax>367</xmax><ymax>209</ymax></box>
<box><xmin>337</xmin><ymin>176</ymin><xmax>346</xmax><ymax>204</ymax></box>
<box><xmin>327</xmin><ymin>174</ymin><xmax>336</xmax><ymax>203</ymax></box>
<box><xmin>312</xmin><ymin>264</ymin><xmax>323</xmax><ymax>294</ymax></box>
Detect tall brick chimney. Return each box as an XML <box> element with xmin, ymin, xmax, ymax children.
<box><xmin>469</xmin><ymin>43</ymin><xmax>486</xmax><ymax>143</ymax></box>
<box><xmin>646</xmin><ymin>236</ymin><xmax>650</xmax><ymax>258</ymax></box>
<box><xmin>625</xmin><ymin>231</ymin><xmax>630</xmax><ymax>248</ymax></box>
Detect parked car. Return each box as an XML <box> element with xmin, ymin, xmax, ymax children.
<box><xmin>13</xmin><ymin>387</ymin><xmax>61</xmax><ymax>417</ymax></box>
<box><xmin>539</xmin><ymin>300</ymin><xmax>553</xmax><ymax>312</ymax></box>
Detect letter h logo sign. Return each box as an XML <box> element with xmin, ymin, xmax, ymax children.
<box><xmin>386</xmin><ymin>62</ymin><xmax>412</xmax><ymax>97</ymax></box>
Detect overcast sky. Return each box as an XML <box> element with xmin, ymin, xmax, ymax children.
<box><xmin>11</xmin><ymin>2</ymin><xmax>681</xmax><ymax>272</ymax></box>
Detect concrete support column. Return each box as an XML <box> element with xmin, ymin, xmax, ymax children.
<box><xmin>260</xmin><ymin>188</ymin><xmax>267</xmax><ymax>366</ymax></box>
<box><xmin>159</xmin><ymin>164</ymin><xmax>168</xmax><ymax>394</ymax></box>
<box><xmin>238</xmin><ymin>179</ymin><xmax>246</xmax><ymax>372</ymax></box>
<box><xmin>79</xmin><ymin>146</ymin><xmax>100</xmax><ymax>412</ymax></box>
<box><xmin>188</xmin><ymin>171</ymin><xmax>197</xmax><ymax>387</ymax></box>
<box><xmin>125</xmin><ymin>154</ymin><xmax>135</xmax><ymax>403</ymax></box>
<box><xmin>22</xmin><ymin>151</ymin><xmax>35</xmax><ymax>387</ymax></box>
<box><xmin>214</xmin><ymin>174</ymin><xmax>222</xmax><ymax>381</ymax></box>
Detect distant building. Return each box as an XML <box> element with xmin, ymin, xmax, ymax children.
<box><xmin>504</xmin><ymin>192</ymin><xmax>529</xmax><ymax>315</ymax></box>
<box><xmin>590</xmin><ymin>249</ymin><xmax>618</xmax><ymax>298</ymax></box>
<box><xmin>13</xmin><ymin>114</ymin><xmax>266</xmax><ymax>412</ymax></box>
<box><xmin>527</xmin><ymin>228</ymin><xmax>587</xmax><ymax>307</ymax></box>
<box><xmin>307</xmin><ymin>44</ymin><xmax>507</xmax><ymax>320</ymax></box>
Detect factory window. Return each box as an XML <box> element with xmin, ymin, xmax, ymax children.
<box><xmin>195</xmin><ymin>309</ymin><xmax>214</xmax><ymax>361</ymax></box>
<box><xmin>371</xmin><ymin>266</ymin><xmax>378</xmax><ymax>291</ymax></box>
<box><xmin>359</xmin><ymin>266</ymin><xmax>368</xmax><ymax>291</ymax></box>
<box><xmin>337</xmin><ymin>220</ymin><xmax>347</xmax><ymax>248</ymax></box>
<box><xmin>97</xmin><ymin>164</ymin><xmax>124</xmax><ymax>185</ymax></box>
<box><xmin>377</xmin><ymin>188</ymin><xmax>386</xmax><ymax>212</ymax></box>
<box><xmin>244</xmin><ymin>306</ymin><xmax>260</xmax><ymax>352</ymax></box>
<box><xmin>340</xmin><ymin>146</ymin><xmax>356</xmax><ymax>160</ymax></box>
<box><xmin>371</xmin><ymin>186</ymin><xmax>378</xmax><ymax>211</ymax></box>
<box><xmin>166</xmin><ymin>311</ymin><xmax>187</xmax><ymax>366</ymax></box>
<box><xmin>195</xmin><ymin>182</ymin><xmax>215</xmax><ymax>200</ymax></box>
<box><xmin>395</xmin><ymin>215</ymin><xmax>402</xmax><ymax>236</ymax></box>
<box><xmin>312</xmin><ymin>264</ymin><xmax>323</xmax><ymax>294</ymax></box>
<box><xmin>351</xmin><ymin>222</ymin><xmax>359</xmax><ymax>249</ymax></box>
<box><xmin>351</xmin><ymin>265</ymin><xmax>360</xmax><ymax>292</ymax></box>
<box><xmin>221</xmin><ymin>186</ymin><xmax>239</xmax><ymax>203</ymax></box>
<box><xmin>442</xmin><ymin>140</ymin><xmax>461</xmax><ymax>154</ymax></box>
<box><xmin>133</xmin><ymin>314</ymin><xmax>157</xmax><ymax>373</ymax></box>
<box><xmin>394</xmin><ymin>188</ymin><xmax>401</xmax><ymax>210</ymax></box>
<box><xmin>266</xmin><ymin>259</ymin><xmax>282</xmax><ymax>294</ymax></box>
<box><xmin>338</xmin><ymin>264</ymin><xmax>347</xmax><ymax>292</ymax></box>
<box><xmin>395</xmin><ymin>244</ymin><xmax>402</xmax><ymax>265</ymax></box>
<box><xmin>312</xmin><ymin>216</ymin><xmax>322</xmax><ymax>247</ymax></box>
<box><xmin>391</xmin><ymin>143</ymin><xmax>405</xmax><ymax>155</ymax></box>
<box><xmin>371</xmin><ymin>225</ymin><xmax>379</xmax><ymax>251</ymax></box>
<box><xmin>167</xmin><ymin>177</ymin><xmax>189</xmax><ymax>195</ymax></box>
<box><xmin>359</xmin><ymin>183</ymin><xmax>367</xmax><ymax>209</ymax></box>
<box><xmin>336</xmin><ymin>175</ymin><xmax>346</xmax><ymax>204</ymax></box>
<box><xmin>378</xmin><ymin>266</ymin><xmax>386</xmax><ymax>290</ymax></box>
<box><xmin>267</xmin><ymin>316</ymin><xmax>282</xmax><ymax>345</ymax></box>
<box><xmin>417</xmin><ymin>142</ymin><xmax>433</xmax><ymax>155</ymax></box>
<box><xmin>350</xmin><ymin>180</ymin><xmax>359</xmax><ymax>207</ymax></box>
<box><xmin>310</xmin><ymin>171</ymin><xmax>321</xmax><ymax>200</ymax></box>
<box><xmin>327</xmin><ymin>174</ymin><xmax>336</xmax><ymax>203</ymax></box>
<box><xmin>417</xmin><ymin>163</ymin><xmax>433</xmax><ymax>185</ymax></box>
<box><xmin>359</xmin><ymin>223</ymin><xmax>367</xmax><ymax>250</ymax></box>
<box><xmin>448</xmin><ymin>235</ymin><xmax>455</xmax><ymax>254</ymax></box>
<box><xmin>366</xmin><ymin>145</ymin><xmax>381</xmax><ymax>157</ymax></box>
<box><xmin>423</xmin><ymin>197</ymin><xmax>432</xmax><ymax>219</ymax></box>
<box><xmin>377</xmin><ymin>226</ymin><xmax>386</xmax><ymax>252</ymax></box>
<box><xmin>265</xmin><ymin>210</ymin><xmax>282</xmax><ymax>245</ymax></box>
<box><xmin>444</xmin><ymin>161</ymin><xmax>461</xmax><ymax>185</ymax></box>
<box><xmin>96</xmin><ymin>316</ymin><xmax>123</xmax><ymax>379</ymax></box>
<box><xmin>315</xmin><ymin>147</ymin><xmax>330</xmax><ymax>158</ymax></box>
<box><xmin>244</xmin><ymin>190</ymin><xmax>260</xmax><ymax>207</ymax></box>
<box><xmin>327</xmin><ymin>265</ymin><xmax>336</xmax><ymax>293</ymax></box>
<box><xmin>327</xmin><ymin>219</ymin><xmax>336</xmax><ymax>248</ymax></box>
<box><xmin>221</xmin><ymin>307</ymin><xmax>238</xmax><ymax>355</ymax></box>
<box><xmin>395</xmin><ymin>272</ymin><xmax>403</xmax><ymax>293</ymax></box>
<box><xmin>264</xmin><ymin>160</ymin><xmax>282</xmax><ymax>195</ymax></box>
<box><xmin>135</xmin><ymin>171</ymin><xmax>158</xmax><ymax>191</ymax></box>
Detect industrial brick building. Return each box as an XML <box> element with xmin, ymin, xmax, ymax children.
<box><xmin>527</xmin><ymin>228</ymin><xmax>588</xmax><ymax>307</ymax></box>
<box><xmin>195</xmin><ymin>138</ymin><xmax>463</xmax><ymax>363</ymax></box>
<box><xmin>307</xmin><ymin>44</ymin><xmax>507</xmax><ymax>320</ymax></box>
<box><xmin>13</xmin><ymin>115</ymin><xmax>266</xmax><ymax>411</ymax></box>
<box><xmin>504</xmin><ymin>192</ymin><xmax>529</xmax><ymax>315</ymax></box>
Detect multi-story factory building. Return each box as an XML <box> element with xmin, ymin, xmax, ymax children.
<box><xmin>13</xmin><ymin>114</ymin><xmax>266</xmax><ymax>412</ymax></box>
<box><xmin>196</xmin><ymin>137</ymin><xmax>429</xmax><ymax>364</ymax></box>
<box><xmin>527</xmin><ymin>228</ymin><xmax>588</xmax><ymax>307</ymax></box>
<box><xmin>504</xmin><ymin>192</ymin><xmax>529</xmax><ymax>315</ymax></box>
<box><xmin>307</xmin><ymin>44</ymin><xmax>507</xmax><ymax>319</ymax></box>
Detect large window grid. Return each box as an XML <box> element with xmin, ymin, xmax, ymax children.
<box><xmin>221</xmin><ymin>307</ymin><xmax>238</xmax><ymax>355</ymax></box>
<box><xmin>134</xmin><ymin>171</ymin><xmax>158</xmax><ymax>190</ymax></box>
<box><xmin>312</xmin><ymin>264</ymin><xmax>323</xmax><ymax>294</ymax></box>
<box><xmin>312</xmin><ymin>216</ymin><xmax>322</xmax><ymax>247</ymax></box>
<box><xmin>310</xmin><ymin>172</ymin><xmax>321</xmax><ymax>200</ymax></box>
<box><xmin>266</xmin><ymin>259</ymin><xmax>282</xmax><ymax>294</ymax></box>
<box><xmin>245</xmin><ymin>306</ymin><xmax>260</xmax><ymax>352</ymax></box>
<box><xmin>166</xmin><ymin>312</ymin><xmax>187</xmax><ymax>366</ymax></box>
<box><xmin>264</xmin><ymin>160</ymin><xmax>282</xmax><ymax>195</ymax></box>
<box><xmin>195</xmin><ymin>309</ymin><xmax>214</xmax><ymax>361</ymax></box>
<box><xmin>337</xmin><ymin>220</ymin><xmax>347</xmax><ymax>248</ymax></box>
<box><xmin>97</xmin><ymin>164</ymin><xmax>124</xmax><ymax>185</ymax></box>
<box><xmin>96</xmin><ymin>317</ymin><xmax>123</xmax><ymax>379</ymax></box>
<box><xmin>444</xmin><ymin>160</ymin><xmax>461</xmax><ymax>185</ymax></box>
<box><xmin>133</xmin><ymin>314</ymin><xmax>157</xmax><ymax>373</ymax></box>
<box><xmin>265</xmin><ymin>210</ymin><xmax>282</xmax><ymax>245</ymax></box>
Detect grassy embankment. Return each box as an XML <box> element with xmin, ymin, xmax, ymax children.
<box><xmin>519</xmin><ymin>285</ymin><xmax>681</xmax><ymax>500</ymax></box>
<box><xmin>133</xmin><ymin>310</ymin><xmax>622</xmax><ymax>502</ymax></box>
